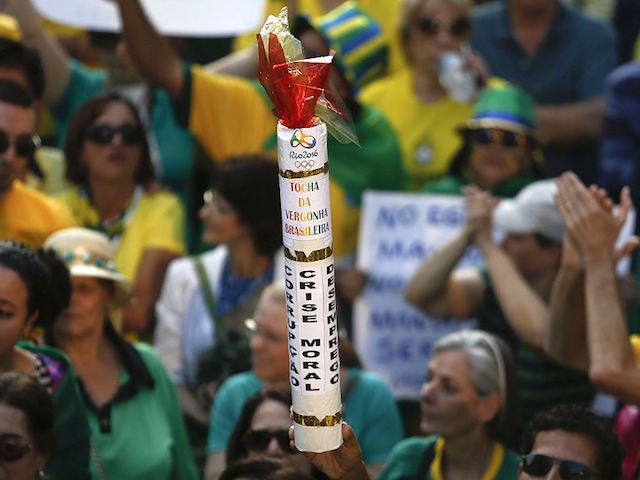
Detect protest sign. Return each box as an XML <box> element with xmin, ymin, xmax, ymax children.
<box><xmin>32</xmin><ymin>0</ymin><xmax>265</xmax><ymax>37</ymax></box>
<box><xmin>353</xmin><ymin>192</ymin><xmax>476</xmax><ymax>400</ymax></box>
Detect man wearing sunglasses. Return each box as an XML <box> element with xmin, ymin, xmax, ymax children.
<box><xmin>0</xmin><ymin>78</ymin><xmax>75</xmax><ymax>247</ymax></box>
<box><xmin>519</xmin><ymin>404</ymin><xmax>624</xmax><ymax>480</ymax></box>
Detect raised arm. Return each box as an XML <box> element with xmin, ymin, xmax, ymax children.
<box><xmin>112</xmin><ymin>0</ymin><xmax>184</xmax><ymax>99</ymax></box>
<box><xmin>1</xmin><ymin>0</ymin><xmax>71</xmax><ymax>104</ymax></box>
<box><xmin>470</xmin><ymin>188</ymin><xmax>556</xmax><ymax>349</ymax></box>
<box><xmin>404</xmin><ymin>188</ymin><xmax>489</xmax><ymax>319</ymax></box>
<box><xmin>543</xmin><ymin>233</ymin><xmax>588</xmax><ymax>370</ymax></box>
<box><xmin>535</xmin><ymin>98</ymin><xmax>605</xmax><ymax>146</ymax></box>
<box><xmin>556</xmin><ymin>172</ymin><xmax>640</xmax><ymax>404</ymax></box>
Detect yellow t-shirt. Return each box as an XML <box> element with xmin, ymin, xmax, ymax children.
<box><xmin>189</xmin><ymin>66</ymin><xmax>276</xmax><ymax>162</ymax></box>
<box><xmin>359</xmin><ymin>68</ymin><xmax>472</xmax><ymax>190</ymax></box>
<box><xmin>0</xmin><ymin>181</ymin><xmax>76</xmax><ymax>248</ymax></box>
<box><xmin>631</xmin><ymin>335</ymin><xmax>640</xmax><ymax>362</ymax></box>
<box><xmin>57</xmin><ymin>188</ymin><xmax>186</xmax><ymax>281</ymax></box>
<box><xmin>25</xmin><ymin>147</ymin><xmax>70</xmax><ymax>195</ymax></box>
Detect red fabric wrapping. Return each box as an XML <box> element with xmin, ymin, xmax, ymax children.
<box><xmin>257</xmin><ymin>33</ymin><xmax>331</xmax><ymax>128</ymax></box>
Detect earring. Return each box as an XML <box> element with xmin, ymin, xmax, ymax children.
<box><xmin>37</xmin><ymin>470</ymin><xmax>45</xmax><ymax>478</ymax></box>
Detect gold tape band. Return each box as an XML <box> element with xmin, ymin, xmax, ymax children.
<box><xmin>291</xmin><ymin>409</ymin><xmax>343</xmax><ymax>427</ymax></box>
<box><xmin>284</xmin><ymin>246</ymin><xmax>332</xmax><ymax>262</ymax></box>
<box><xmin>280</xmin><ymin>163</ymin><xmax>329</xmax><ymax>179</ymax></box>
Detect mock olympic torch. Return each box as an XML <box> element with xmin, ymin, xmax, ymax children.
<box><xmin>257</xmin><ymin>10</ymin><xmax>350</xmax><ymax>452</ymax></box>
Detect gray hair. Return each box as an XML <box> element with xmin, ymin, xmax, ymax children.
<box><xmin>260</xmin><ymin>282</ymin><xmax>287</xmax><ymax>306</ymax></box>
<box><xmin>433</xmin><ymin>329</ymin><xmax>520</xmax><ymax>444</ymax></box>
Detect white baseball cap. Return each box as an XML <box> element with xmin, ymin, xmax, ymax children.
<box><xmin>493</xmin><ymin>179</ymin><xmax>564</xmax><ymax>243</ymax></box>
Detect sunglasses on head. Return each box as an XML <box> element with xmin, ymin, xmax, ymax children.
<box><xmin>0</xmin><ymin>130</ymin><xmax>40</xmax><ymax>158</ymax></box>
<box><xmin>0</xmin><ymin>438</ymin><xmax>32</xmax><ymax>462</ymax></box>
<box><xmin>85</xmin><ymin>124</ymin><xmax>143</xmax><ymax>146</ymax></box>
<box><xmin>469</xmin><ymin>128</ymin><xmax>526</xmax><ymax>148</ymax></box>
<box><xmin>415</xmin><ymin>16</ymin><xmax>471</xmax><ymax>37</ymax></box>
<box><xmin>521</xmin><ymin>454</ymin><xmax>593</xmax><ymax>480</ymax></box>
<box><xmin>242</xmin><ymin>429</ymin><xmax>294</xmax><ymax>454</ymax></box>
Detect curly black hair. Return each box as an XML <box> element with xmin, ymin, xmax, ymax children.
<box><xmin>521</xmin><ymin>404</ymin><xmax>625</xmax><ymax>480</ymax></box>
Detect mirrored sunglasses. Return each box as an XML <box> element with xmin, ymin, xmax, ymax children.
<box><xmin>0</xmin><ymin>130</ymin><xmax>40</xmax><ymax>158</ymax></box>
<box><xmin>521</xmin><ymin>453</ymin><xmax>593</xmax><ymax>480</ymax></box>
<box><xmin>469</xmin><ymin>127</ymin><xmax>527</xmax><ymax>148</ymax></box>
<box><xmin>415</xmin><ymin>17</ymin><xmax>471</xmax><ymax>37</ymax></box>
<box><xmin>85</xmin><ymin>124</ymin><xmax>143</xmax><ymax>146</ymax></box>
<box><xmin>0</xmin><ymin>438</ymin><xmax>32</xmax><ymax>462</ymax></box>
<box><xmin>242</xmin><ymin>429</ymin><xmax>294</xmax><ymax>454</ymax></box>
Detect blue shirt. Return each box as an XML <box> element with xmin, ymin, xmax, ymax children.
<box><xmin>599</xmin><ymin>61</ymin><xmax>640</xmax><ymax>205</ymax></box>
<box><xmin>471</xmin><ymin>1</ymin><xmax>617</xmax><ymax>184</ymax></box>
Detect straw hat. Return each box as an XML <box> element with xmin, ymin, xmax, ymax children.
<box><xmin>44</xmin><ymin>228</ymin><xmax>132</xmax><ymax>306</ymax></box>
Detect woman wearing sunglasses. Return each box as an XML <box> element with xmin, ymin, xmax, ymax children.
<box><xmin>42</xmin><ymin>227</ymin><xmax>198</xmax><ymax>479</ymax></box>
<box><xmin>0</xmin><ymin>371</ymin><xmax>55</xmax><ymax>480</ymax></box>
<box><xmin>423</xmin><ymin>82</ymin><xmax>545</xmax><ymax>197</ymax></box>
<box><xmin>0</xmin><ymin>241</ymin><xmax>91</xmax><ymax>479</ymax></box>
<box><xmin>359</xmin><ymin>0</ymin><xmax>485</xmax><ymax>190</ymax></box>
<box><xmin>57</xmin><ymin>91</ymin><xmax>185</xmax><ymax>336</ymax></box>
<box><xmin>226</xmin><ymin>387</ymin><xmax>323</xmax><ymax>479</ymax></box>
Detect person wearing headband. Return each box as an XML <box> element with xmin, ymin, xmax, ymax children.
<box><xmin>377</xmin><ymin>329</ymin><xmax>521</xmax><ymax>480</ymax></box>
<box><xmin>295</xmin><ymin>329</ymin><xmax>521</xmax><ymax>480</ymax></box>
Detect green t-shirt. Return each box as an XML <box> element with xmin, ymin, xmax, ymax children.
<box><xmin>378</xmin><ymin>436</ymin><xmax>520</xmax><ymax>480</ymax></box>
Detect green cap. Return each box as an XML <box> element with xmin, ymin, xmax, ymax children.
<box><xmin>466</xmin><ymin>80</ymin><xmax>536</xmax><ymax>135</ymax></box>
<box><xmin>311</xmin><ymin>1</ymin><xmax>388</xmax><ymax>95</ymax></box>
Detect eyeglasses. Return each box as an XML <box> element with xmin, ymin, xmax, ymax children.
<box><xmin>0</xmin><ymin>130</ymin><xmax>41</xmax><ymax>158</ymax></box>
<box><xmin>85</xmin><ymin>124</ymin><xmax>143</xmax><ymax>146</ymax></box>
<box><xmin>245</xmin><ymin>318</ymin><xmax>286</xmax><ymax>344</ymax></box>
<box><xmin>0</xmin><ymin>438</ymin><xmax>32</xmax><ymax>462</ymax></box>
<box><xmin>521</xmin><ymin>454</ymin><xmax>593</xmax><ymax>479</ymax></box>
<box><xmin>242</xmin><ymin>429</ymin><xmax>294</xmax><ymax>454</ymax></box>
<box><xmin>469</xmin><ymin>128</ymin><xmax>527</xmax><ymax>148</ymax></box>
<box><xmin>415</xmin><ymin>17</ymin><xmax>471</xmax><ymax>37</ymax></box>
<box><xmin>202</xmin><ymin>189</ymin><xmax>236</xmax><ymax>215</ymax></box>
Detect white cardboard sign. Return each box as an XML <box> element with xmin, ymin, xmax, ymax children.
<box><xmin>32</xmin><ymin>0</ymin><xmax>266</xmax><ymax>37</ymax></box>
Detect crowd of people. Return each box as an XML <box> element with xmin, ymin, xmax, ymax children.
<box><xmin>0</xmin><ymin>0</ymin><xmax>639</xmax><ymax>478</ymax></box>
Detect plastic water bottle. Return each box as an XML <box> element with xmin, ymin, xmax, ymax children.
<box><xmin>438</xmin><ymin>49</ymin><xmax>477</xmax><ymax>103</ymax></box>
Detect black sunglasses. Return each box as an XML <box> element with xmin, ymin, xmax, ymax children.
<box><xmin>521</xmin><ymin>453</ymin><xmax>593</xmax><ymax>479</ymax></box>
<box><xmin>242</xmin><ymin>429</ymin><xmax>294</xmax><ymax>454</ymax></box>
<box><xmin>0</xmin><ymin>130</ymin><xmax>40</xmax><ymax>158</ymax></box>
<box><xmin>469</xmin><ymin>128</ymin><xmax>527</xmax><ymax>148</ymax></box>
<box><xmin>415</xmin><ymin>17</ymin><xmax>471</xmax><ymax>37</ymax></box>
<box><xmin>85</xmin><ymin>124</ymin><xmax>143</xmax><ymax>146</ymax></box>
<box><xmin>0</xmin><ymin>438</ymin><xmax>32</xmax><ymax>462</ymax></box>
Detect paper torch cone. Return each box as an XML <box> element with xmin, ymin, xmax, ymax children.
<box><xmin>257</xmin><ymin>10</ymin><xmax>350</xmax><ymax>450</ymax></box>
<box><xmin>278</xmin><ymin>121</ymin><xmax>342</xmax><ymax>452</ymax></box>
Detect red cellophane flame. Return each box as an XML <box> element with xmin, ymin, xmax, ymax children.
<box><xmin>257</xmin><ymin>32</ymin><xmax>331</xmax><ymax>128</ymax></box>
